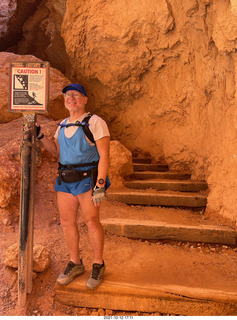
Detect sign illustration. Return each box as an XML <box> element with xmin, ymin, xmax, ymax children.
<box><xmin>9</xmin><ymin>61</ymin><xmax>49</xmax><ymax>113</ymax></box>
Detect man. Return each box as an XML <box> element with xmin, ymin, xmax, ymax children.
<box><xmin>36</xmin><ymin>83</ymin><xmax>110</xmax><ymax>289</ymax></box>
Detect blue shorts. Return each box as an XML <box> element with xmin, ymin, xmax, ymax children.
<box><xmin>54</xmin><ymin>167</ymin><xmax>111</xmax><ymax>196</ymax></box>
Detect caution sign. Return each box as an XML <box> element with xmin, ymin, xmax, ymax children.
<box><xmin>9</xmin><ymin>61</ymin><xmax>49</xmax><ymax>113</ymax></box>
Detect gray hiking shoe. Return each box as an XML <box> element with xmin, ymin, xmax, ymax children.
<box><xmin>57</xmin><ymin>260</ymin><xmax>85</xmax><ymax>285</ymax></box>
<box><xmin>86</xmin><ymin>261</ymin><xmax>105</xmax><ymax>290</ymax></box>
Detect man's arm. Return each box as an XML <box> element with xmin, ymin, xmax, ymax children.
<box><xmin>39</xmin><ymin>136</ymin><xmax>60</xmax><ymax>158</ymax></box>
<box><xmin>36</xmin><ymin>124</ymin><xmax>60</xmax><ymax>158</ymax></box>
<box><xmin>95</xmin><ymin>136</ymin><xmax>110</xmax><ymax>186</ymax></box>
<box><xmin>91</xmin><ymin>136</ymin><xmax>110</xmax><ymax>206</ymax></box>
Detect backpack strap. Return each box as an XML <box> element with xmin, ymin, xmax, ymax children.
<box><xmin>81</xmin><ymin>114</ymin><xmax>95</xmax><ymax>144</ymax></box>
<box><xmin>57</xmin><ymin>113</ymin><xmax>95</xmax><ymax>144</ymax></box>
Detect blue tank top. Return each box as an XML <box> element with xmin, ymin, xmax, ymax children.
<box><xmin>58</xmin><ymin>118</ymin><xmax>100</xmax><ymax>165</ymax></box>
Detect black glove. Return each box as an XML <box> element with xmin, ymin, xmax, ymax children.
<box><xmin>35</xmin><ymin>124</ymin><xmax>44</xmax><ymax>140</ymax></box>
<box><xmin>92</xmin><ymin>186</ymin><xmax>106</xmax><ymax>205</ymax></box>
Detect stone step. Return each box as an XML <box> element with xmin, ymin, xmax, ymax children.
<box><xmin>101</xmin><ymin>218</ymin><xmax>236</xmax><ymax>245</ymax></box>
<box><xmin>55</xmin><ymin>239</ymin><xmax>237</xmax><ymax>315</ymax></box>
<box><xmin>107</xmin><ymin>189</ymin><xmax>207</xmax><ymax>207</ymax></box>
<box><xmin>131</xmin><ymin>171</ymin><xmax>191</xmax><ymax>180</ymax></box>
<box><xmin>132</xmin><ymin>157</ymin><xmax>153</xmax><ymax>164</ymax></box>
<box><xmin>55</xmin><ymin>279</ymin><xmax>237</xmax><ymax>316</ymax></box>
<box><xmin>124</xmin><ymin>179</ymin><xmax>208</xmax><ymax>192</ymax></box>
<box><xmin>133</xmin><ymin>163</ymin><xmax>169</xmax><ymax>172</ymax></box>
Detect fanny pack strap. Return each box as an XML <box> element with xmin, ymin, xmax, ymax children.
<box><xmin>58</xmin><ymin>162</ymin><xmax>98</xmax><ymax>185</ymax></box>
<box><xmin>58</xmin><ymin>161</ymin><xmax>99</xmax><ymax>169</ymax></box>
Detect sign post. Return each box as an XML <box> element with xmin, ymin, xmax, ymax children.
<box><xmin>9</xmin><ymin>61</ymin><xmax>49</xmax><ymax>307</ymax></box>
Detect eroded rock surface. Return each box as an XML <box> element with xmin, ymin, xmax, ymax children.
<box><xmin>0</xmin><ymin>0</ymin><xmax>42</xmax><ymax>51</ymax></box>
<box><xmin>1</xmin><ymin>1</ymin><xmax>237</xmax><ymax>220</ymax></box>
<box><xmin>109</xmin><ymin>141</ymin><xmax>133</xmax><ymax>189</ymax></box>
<box><xmin>0</xmin><ymin>153</ymin><xmax>20</xmax><ymax>209</ymax></box>
<box><xmin>17</xmin><ymin>0</ymin><xmax>68</xmax><ymax>73</ymax></box>
<box><xmin>4</xmin><ymin>242</ymin><xmax>51</xmax><ymax>272</ymax></box>
<box><xmin>60</xmin><ymin>0</ymin><xmax>237</xmax><ymax>221</ymax></box>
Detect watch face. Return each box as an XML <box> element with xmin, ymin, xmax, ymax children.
<box><xmin>98</xmin><ymin>178</ymin><xmax>105</xmax><ymax>185</ymax></box>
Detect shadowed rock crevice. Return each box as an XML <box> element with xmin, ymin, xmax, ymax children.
<box><xmin>0</xmin><ymin>0</ymin><xmax>43</xmax><ymax>51</ymax></box>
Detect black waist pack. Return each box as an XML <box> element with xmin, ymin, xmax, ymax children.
<box><xmin>58</xmin><ymin>162</ymin><xmax>98</xmax><ymax>186</ymax></box>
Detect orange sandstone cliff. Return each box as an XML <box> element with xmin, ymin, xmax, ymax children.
<box><xmin>1</xmin><ymin>0</ymin><xmax>237</xmax><ymax>222</ymax></box>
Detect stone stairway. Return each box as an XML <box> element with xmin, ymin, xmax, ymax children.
<box><xmin>104</xmin><ymin>157</ymin><xmax>235</xmax><ymax>245</ymax></box>
<box><xmin>55</xmin><ymin>157</ymin><xmax>237</xmax><ymax>315</ymax></box>
<box><xmin>107</xmin><ymin>157</ymin><xmax>208</xmax><ymax>208</ymax></box>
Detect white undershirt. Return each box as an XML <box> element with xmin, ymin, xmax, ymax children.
<box><xmin>54</xmin><ymin>112</ymin><xmax>110</xmax><ymax>146</ymax></box>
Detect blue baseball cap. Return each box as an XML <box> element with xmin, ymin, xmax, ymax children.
<box><xmin>62</xmin><ymin>83</ymin><xmax>87</xmax><ymax>97</ymax></box>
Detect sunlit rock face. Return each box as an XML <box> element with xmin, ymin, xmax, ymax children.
<box><xmin>109</xmin><ymin>141</ymin><xmax>133</xmax><ymax>189</ymax></box>
<box><xmin>61</xmin><ymin>0</ymin><xmax>175</xmax><ymax>107</ymax></box>
<box><xmin>2</xmin><ymin>0</ymin><xmax>237</xmax><ymax>220</ymax></box>
<box><xmin>60</xmin><ymin>0</ymin><xmax>237</xmax><ymax>220</ymax></box>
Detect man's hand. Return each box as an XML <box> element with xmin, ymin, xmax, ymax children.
<box><xmin>35</xmin><ymin>124</ymin><xmax>44</xmax><ymax>140</ymax></box>
<box><xmin>92</xmin><ymin>186</ymin><xmax>106</xmax><ymax>206</ymax></box>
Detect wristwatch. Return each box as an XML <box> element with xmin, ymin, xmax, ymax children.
<box><xmin>97</xmin><ymin>178</ymin><xmax>105</xmax><ymax>186</ymax></box>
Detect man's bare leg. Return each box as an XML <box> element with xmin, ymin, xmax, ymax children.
<box><xmin>77</xmin><ymin>190</ymin><xmax>104</xmax><ymax>264</ymax></box>
<box><xmin>57</xmin><ymin>191</ymin><xmax>81</xmax><ymax>264</ymax></box>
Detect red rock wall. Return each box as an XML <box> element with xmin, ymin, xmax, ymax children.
<box><xmin>0</xmin><ymin>0</ymin><xmax>42</xmax><ymax>50</ymax></box>
<box><xmin>17</xmin><ymin>0</ymin><xmax>69</xmax><ymax>74</ymax></box>
<box><xmin>61</xmin><ymin>0</ymin><xmax>237</xmax><ymax>221</ymax></box>
<box><xmin>0</xmin><ymin>0</ymin><xmax>68</xmax><ymax>74</ymax></box>
<box><xmin>1</xmin><ymin>0</ymin><xmax>237</xmax><ymax>221</ymax></box>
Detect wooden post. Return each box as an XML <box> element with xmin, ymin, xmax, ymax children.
<box><xmin>18</xmin><ymin>113</ymin><xmax>37</xmax><ymax>306</ymax></box>
<box><xmin>8</xmin><ymin>60</ymin><xmax>49</xmax><ymax>307</ymax></box>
